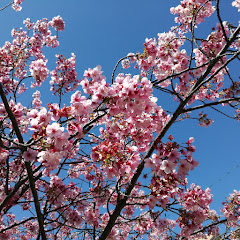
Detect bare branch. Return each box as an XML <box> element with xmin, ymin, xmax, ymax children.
<box><xmin>182</xmin><ymin>97</ymin><xmax>240</xmax><ymax>113</ymax></box>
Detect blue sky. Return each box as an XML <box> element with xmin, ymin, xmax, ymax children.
<box><xmin>1</xmin><ymin>0</ymin><xmax>240</xmax><ymax>215</ymax></box>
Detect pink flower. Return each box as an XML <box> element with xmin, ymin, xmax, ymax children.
<box><xmin>32</xmin><ymin>90</ymin><xmax>42</xmax><ymax>107</ymax></box>
<box><xmin>54</xmin><ymin>132</ymin><xmax>70</xmax><ymax>151</ymax></box>
<box><xmin>70</xmin><ymin>91</ymin><xmax>92</xmax><ymax>116</ymax></box>
<box><xmin>50</xmin><ymin>53</ymin><xmax>80</xmax><ymax>94</ymax></box>
<box><xmin>178</xmin><ymin>159</ymin><xmax>191</xmax><ymax>177</ymax></box>
<box><xmin>148</xmin><ymin>195</ymin><xmax>157</xmax><ymax>209</ymax></box>
<box><xmin>121</xmin><ymin>59</ymin><xmax>130</xmax><ymax>69</ymax></box>
<box><xmin>23</xmin><ymin>18</ymin><xmax>33</xmax><ymax>30</ymax></box>
<box><xmin>12</xmin><ymin>0</ymin><xmax>24</xmax><ymax>11</ymax></box>
<box><xmin>170</xmin><ymin>0</ymin><xmax>215</xmax><ymax>31</ymax></box>
<box><xmin>38</xmin><ymin>151</ymin><xmax>62</xmax><ymax>170</ymax></box>
<box><xmin>23</xmin><ymin>149</ymin><xmax>38</xmax><ymax>162</ymax></box>
<box><xmin>35</xmin><ymin>19</ymin><xmax>50</xmax><ymax>35</ymax></box>
<box><xmin>46</xmin><ymin>122</ymin><xmax>64</xmax><ymax>137</ymax></box>
<box><xmin>127</xmin><ymin>53</ymin><xmax>136</xmax><ymax>63</ymax></box>
<box><xmin>187</xmin><ymin>137</ymin><xmax>194</xmax><ymax>144</ymax></box>
<box><xmin>232</xmin><ymin>0</ymin><xmax>240</xmax><ymax>11</ymax></box>
<box><xmin>30</xmin><ymin>59</ymin><xmax>49</xmax><ymax>86</ymax></box>
<box><xmin>51</xmin><ymin>16</ymin><xmax>65</xmax><ymax>31</ymax></box>
<box><xmin>38</xmin><ymin>108</ymin><xmax>51</xmax><ymax>126</ymax></box>
<box><xmin>168</xmin><ymin>149</ymin><xmax>181</xmax><ymax>161</ymax></box>
<box><xmin>160</xmin><ymin>160</ymin><xmax>176</xmax><ymax>174</ymax></box>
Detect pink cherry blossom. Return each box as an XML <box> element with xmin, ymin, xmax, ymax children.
<box><xmin>46</xmin><ymin>122</ymin><xmax>64</xmax><ymax>137</ymax></box>
<box><xmin>168</xmin><ymin>148</ymin><xmax>181</xmax><ymax>161</ymax></box>
<box><xmin>0</xmin><ymin>1</ymin><xmax>239</xmax><ymax>239</ymax></box>
<box><xmin>160</xmin><ymin>160</ymin><xmax>176</xmax><ymax>174</ymax></box>
<box><xmin>50</xmin><ymin>16</ymin><xmax>65</xmax><ymax>31</ymax></box>
<box><xmin>30</xmin><ymin>59</ymin><xmax>49</xmax><ymax>86</ymax></box>
<box><xmin>232</xmin><ymin>0</ymin><xmax>240</xmax><ymax>11</ymax></box>
<box><xmin>121</xmin><ymin>59</ymin><xmax>130</xmax><ymax>69</ymax></box>
<box><xmin>23</xmin><ymin>149</ymin><xmax>38</xmax><ymax>162</ymax></box>
<box><xmin>12</xmin><ymin>0</ymin><xmax>24</xmax><ymax>11</ymax></box>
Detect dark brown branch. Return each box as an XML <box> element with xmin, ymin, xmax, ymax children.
<box><xmin>68</xmin><ymin>112</ymin><xmax>107</xmax><ymax>141</ymax></box>
<box><xmin>0</xmin><ymin>1</ymin><xmax>13</xmax><ymax>12</ymax></box>
<box><xmin>195</xmin><ymin>50</ymin><xmax>240</xmax><ymax>93</ymax></box>
<box><xmin>99</xmin><ymin>23</ymin><xmax>240</xmax><ymax>239</ymax></box>
<box><xmin>0</xmin><ymin>83</ymin><xmax>25</xmax><ymax>147</ymax></box>
<box><xmin>0</xmin><ymin>83</ymin><xmax>46</xmax><ymax>239</ymax></box>
<box><xmin>190</xmin><ymin>1</ymin><xmax>211</xmax><ymax>60</ymax></box>
<box><xmin>111</xmin><ymin>56</ymin><xmax>128</xmax><ymax>84</ymax></box>
<box><xmin>99</xmin><ymin>89</ymin><xmax>198</xmax><ymax>239</ymax></box>
<box><xmin>0</xmin><ymin>164</ymin><xmax>42</xmax><ymax>212</ymax></box>
<box><xmin>182</xmin><ymin>97</ymin><xmax>240</xmax><ymax>113</ymax></box>
<box><xmin>0</xmin><ymin>217</ymin><xmax>36</xmax><ymax>234</ymax></box>
<box><xmin>216</xmin><ymin>0</ymin><xmax>229</xmax><ymax>43</ymax></box>
<box><xmin>111</xmin><ymin>55</ymin><xmax>138</xmax><ymax>84</ymax></box>
<box><xmin>24</xmin><ymin>161</ymin><xmax>46</xmax><ymax>240</ymax></box>
<box><xmin>152</xmin><ymin>61</ymin><xmax>210</xmax><ymax>86</ymax></box>
<box><xmin>5</xmin><ymin>156</ymin><xmax>9</xmax><ymax>195</ymax></box>
<box><xmin>4</xmin><ymin>170</ymin><xmax>43</xmax><ymax>214</ymax></box>
<box><xmin>190</xmin><ymin>24</ymin><xmax>240</xmax><ymax>95</ymax></box>
<box><xmin>191</xmin><ymin>219</ymin><xmax>227</xmax><ymax>237</ymax></box>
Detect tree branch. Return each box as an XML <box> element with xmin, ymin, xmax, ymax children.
<box><xmin>98</xmin><ymin>24</ymin><xmax>240</xmax><ymax>238</ymax></box>
<box><xmin>0</xmin><ymin>83</ymin><xmax>46</xmax><ymax>239</ymax></box>
<box><xmin>182</xmin><ymin>97</ymin><xmax>240</xmax><ymax>113</ymax></box>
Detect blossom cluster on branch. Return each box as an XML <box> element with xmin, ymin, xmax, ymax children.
<box><xmin>0</xmin><ymin>0</ymin><xmax>240</xmax><ymax>239</ymax></box>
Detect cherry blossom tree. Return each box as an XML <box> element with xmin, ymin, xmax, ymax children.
<box><xmin>0</xmin><ymin>0</ymin><xmax>240</xmax><ymax>239</ymax></box>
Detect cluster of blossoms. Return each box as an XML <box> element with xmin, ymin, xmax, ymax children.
<box><xmin>133</xmin><ymin>20</ymin><xmax>229</xmax><ymax>106</ymax></box>
<box><xmin>32</xmin><ymin>90</ymin><xmax>42</xmax><ymax>108</ymax></box>
<box><xmin>198</xmin><ymin>112</ymin><xmax>214</xmax><ymax>127</ymax></box>
<box><xmin>121</xmin><ymin>59</ymin><xmax>131</xmax><ymax>69</ymax></box>
<box><xmin>79</xmin><ymin>65</ymin><xmax>109</xmax><ymax>106</ymax></box>
<box><xmin>145</xmin><ymin>136</ymin><xmax>199</xmax><ymax>223</ymax></box>
<box><xmin>221</xmin><ymin>190</ymin><xmax>240</xmax><ymax>226</ymax></box>
<box><xmin>177</xmin><ymin>184</ymin><xmax>215</xmax><ymax>237</ymax></box>
<box><xmin>132</xmin><ymin>32</ymin><xmax>192</xmax><ymax>100</ymax></box>
<box><xmin>50</xmin><ymin>53</ymin><xmax>80</xmax><ymax>94</ymax></box>
<box><xmin>0</xmin><ymin>0</ymin><xmax>240</xmax><ymax>239</ymax></box>
<box><xmin>114</xmin><ymin>1</ymin><xmax>240</xmax><ymax>134</ymax></box>
<box><xmin>91</xmin><ymin>141</ymin><xmax>139</xmax><ymax>179</ymax></box>
<box><xmin>50</xmin><ymin>15</ymin><xmax>65</xmax><ymax>31</ymax></box>
<box><xmin>232</xmin><ymin>0</ymin><xmax>240</xmax><ymax>11</ymax></box>
<box><xmin>193</xmin><ymin>22</ymin><xmax>229</xmax><ymax>88</ymax></box>
<box><xmin>12</xmin><ymin>0</ymin><xmax>24</xmax><ymax>11</ymax></box>
<box><xmin>84</xmin><ymin>72</ymin><xmax>169</xmax><ymax>179</ymax></box>
<box><xmin>0</xmin><ymin>100</ymin><xmax>28</xmax><ymax>133</ymax></box>
<box><xmin>170</xmin><ymin>0</ymin><xmax>215</xmax><ymax>31</ymax></box>
<box><xmin>145</xmin><ymin>136</ymin><xmax>198</xmax><ymax>178</ymax></box>
<box><xmin>30</xmin><ymin>59</ymin><xmax>49</xmax><ymax>86</ymax></box>
<box><xmin>0</xmin><ymin>16</ymin><xmax>64</xmax><ymax>95</ymax></box>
